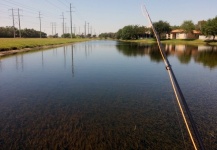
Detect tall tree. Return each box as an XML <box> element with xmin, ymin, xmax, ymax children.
<box><xmin>121</xmin><ymin>25</ymin><xmax>137</xmax><ymax>40</ymax></box>
<box><xmin>99</xmin><ymin>32</ymin><xmax>116</xmax><ymax>39</ymax></box>
<box><xmin>116</xmin><ymin>29</ymin><xmax>122</xmax><ymax>39</ymax></box>
<box><xmin>181</xmin><ymin>20</ymin><xmax>195</xmax><ymax>33</ymax></box>
<box><xmin>195</xmin><ymin>20</ymin><xmax>206</xmax><ymax>31</ymax></box>
<box><xmin>136</xmin><ymin>26</ymin><xmax>150</xmax><ymax>38</ymax></box>
<box><xmin>201</xmin><ymin>16</ymin><xmax>217</xmax><ymax>40</ymax></box>
<box><xmin>152</xmin><ymin>20</ymin><xmax>171</xmax><ymax>39</ymax></box>
<box><xmin>0</xmin><ymin>27</ymin><xmax>47</xmax><ymax>38</ymax></box>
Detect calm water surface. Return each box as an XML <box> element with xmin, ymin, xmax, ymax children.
<box><xmin>0</xmin><ymin>40</ymin><xmax>217</xmax><ymax>149</ymax></box>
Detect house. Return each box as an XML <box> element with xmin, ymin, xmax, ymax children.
<box><xmin>166</xmin><ymin>29</ymin><xmax>201</xmax><ymax>39</ymax></box>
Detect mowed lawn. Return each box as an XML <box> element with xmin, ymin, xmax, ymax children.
<box><xmin>0</xmin><ymin>38</ymin><xmax>90</xmax><ymax>51</ymax></box>
<box><xmin>121</xmin><ymin>38</ymin><xmax>217</xmax><ymax>46</ymax></box>
<box><xmin>123</xmin><ymin>39</ymin><xmax>217</xmax><ymax>46</ymax></box>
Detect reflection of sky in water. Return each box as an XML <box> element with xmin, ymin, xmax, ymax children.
<box><xmin>0</xmin><ymin>41</ymin><xmax>217</xmax><ymax>149</ymax></box>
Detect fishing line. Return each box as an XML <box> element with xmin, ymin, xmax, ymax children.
<box><xmin>141</xmin><ymin>4</ymin><xmax>205</xmax><ymax>150</ymax></box>
<box><xmin>170</xmin><ymin>90</ymin><xmax>187</xmax><ymax>149</ymax></box>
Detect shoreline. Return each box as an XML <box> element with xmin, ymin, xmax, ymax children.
<box><xmin>119</xmin><ymin>39</ymin><xmax>217</xmax><ymax>46</ymax></box>
<box><xmin>0</xmin><ymin>39</ymin><xmax>91</xmax><ymax>57</ymax></box>
<box><xmin>0</xmin><ymin>43</ymin><xmax>75</xmax><ymax>57</ymax></box>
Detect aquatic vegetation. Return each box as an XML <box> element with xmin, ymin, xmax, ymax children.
<box><xmin>0</xmin><ymin>41</ymin><xmax>216</xmax><ymax>149</ymax></box>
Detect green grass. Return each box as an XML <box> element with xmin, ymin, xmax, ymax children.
<box><xmin>0</xmin><ymin>38</ymin><xmax>91</xmax><ymax>51</ymax></box>
<box><xmin>121</xmin><ymin>39</ymin><xmax>217</xmax><ymax>46</ymax></box>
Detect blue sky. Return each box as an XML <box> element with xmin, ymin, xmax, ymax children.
<box><xmin>0</xmin><ymin>0</ymin><xmax>217</xmax><ymax>36</ymax></box>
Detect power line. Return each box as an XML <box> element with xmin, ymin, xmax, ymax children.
<box><xmin>3</xmin><ymin>0</ymin><xmax>37</xmax><ymax>11</ymax></box>
<box><xmin>1</xmin><ymin>1</ymin><xmax>89</xmax><ymax>36</ymax></box>
<box><xmin>45</xmin><ymin>0</ymin><xmax>65</xmax><ymax>11</ymax></box>
<box><xmin>64</xmin><ymin>0</ymin><xmax>70</xmax><ymax>4</ymax></box>
<box><xmin>2</xmin><ymin>0</ymin><xmax>39</xmax><ymax>14</ymax></box>
<box><xmin>57</xmin><ymin>0</ymin><xmax>68</xmax><ymax>8</ymax></box>
<box><xmin>2</xmin><ymin>0</ymin><xmax>62</xmax><ymax>18</ymax></box>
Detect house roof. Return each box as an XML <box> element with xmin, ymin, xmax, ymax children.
<box><xmin>171</xmin><ymin>29</ymin><xmax>201</xmax><ymax>34</ymax></box>
<box><xmin>193</xmin><ymin>30</ymin><xmax>201</xmax><ymax>34</ymax></box>
<box><xmin>171</xmin><ymin>29</ymin><xmax>184</xmax><ymax>33</ymax></box>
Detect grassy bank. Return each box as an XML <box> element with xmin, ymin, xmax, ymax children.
<box><xmin>0</xmin><ymin>38</ymin><xmax>90</xmax><ymax>51</ymax></box>
<box><xmin>121</xmin><ymin>39</ymin><xmax>217</xmax><ymax>46</ymax></box>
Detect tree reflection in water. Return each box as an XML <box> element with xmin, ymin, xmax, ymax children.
<box><xmin>116</xmin><ymin>42</ymin><xmax>217</xmax><ymax>69</ymax></box>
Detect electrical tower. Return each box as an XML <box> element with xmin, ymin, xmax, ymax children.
<box><xmin>18</xmin><ymin>8</ymin><xmax>22</xmax><ymax>38</ymax></box>
<box><xmin>69</xmin><ymin>3</ymin><xmax>75</xmax><ymax>38</ymax></box>
<box><xmin>51</xmin><ymin>22</ymin><xmax>54</xmax><ymax>35</ymax></box>
<box><xmin>73</xmin><ymin>25</ymin><xmax>76</xmax><ymax>35</ymax></box>
<box><xmin>38</xmin><ymin>12</ymin><xmax>42</xmax><ymax>38</ymax></box>
<box><xmin>9</xmin><ymin>8</ymin><xmax>16</xmax><ymax>38</ymax></box>
<box><xmin>54</xmin><ymin>23</ymin><xmax>57</xmax><ymax>35</ymax></box>
<box><xmin>84</xmin><ymin>21</ymin><xmax>86</xmax><ymax>37</ymax></box>
<box><xmin>60</xmin><ymin>12</ymin><xmax>66</xmax><ymax>38</ymax></box>
<box><xmin>87</xmin><ymin>22</ymin><xmax>89</xmax><ymax>35</ymax></box>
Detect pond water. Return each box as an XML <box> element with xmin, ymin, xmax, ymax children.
<box><xmin>0</xmin><ymin>40</ymin><xmax>217</xmax><ymax>149</ymax></box>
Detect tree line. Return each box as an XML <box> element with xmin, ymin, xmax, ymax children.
<box><xmin>99</xmin><ymin>16</ymin><xmax>217</xmax><ymax>40</ymax></box>
<box><xmin>0</xmin><ymin>26</ymin><xmax>47</xmax><ymax>38</ymax></box>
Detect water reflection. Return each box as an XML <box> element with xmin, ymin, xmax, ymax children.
<box><xmin>0</xmin><ymin>41</ymin><xmax>217</xmax><ymax>149</ymax></box>
<box><xmin>85</xmin><ymin>42</ymin><xmax>92</xmax><ymax>58</ymax></box>
<box><xmin>0</xmin><ymin>42</ymin><xmax>95</xmax><ymax>77</ymax></box>
<box><xmin>64</xmin><ymin>46</ymin><xmax>66</xmax><ymax>68</ymax></box>
<box><xmin>15</xmin><ymin>54</ymin><xmax>24</xmax><ymax>71</ymax></box>
<box><xmin>116</xmin><ymin>42</ymin><xmax>217</xmax><ymax>69</ymax></box>
<box><xmin>71</xmin><ymin>45</ymin><xmax>74</xmax><ymax>77</ymax></box>
<box><xmin>194</xmin><ymin>50</ymin><xmax>217</xmax><ymax>69</ymax></box>
<box><xmin>41</xmin><ymin>50</ymin><xmax>44</xmax><ymax>67</ymax></box>
<box><xmin>52</xmin><ymin>48</ymin><xmax>58</xmax><ymax>56</ymax></box>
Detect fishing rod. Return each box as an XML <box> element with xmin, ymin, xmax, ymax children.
<box><xmin>141</xmin><ymin>5</ymin><xmax>205</xmax><ymax>150</ymax></box>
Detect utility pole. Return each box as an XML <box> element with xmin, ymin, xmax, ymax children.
<box><xmin>87</xmin><ymin>22</ymin><xmax>89</xmax><ymax>35</ymax></box>
<box><xmin>73</xmin><ymin>25</ymin><xmax>76</xmax><ymax>35</ymax></box>
<box><xmin>54</xmin><ymin>23</ymin><xmax>57</xmax><ymax>35</ymax></box>
<box><xmin>65</xmin><ymin>23</ymin><xmax>67</xmax><ymax>33</ymax></box>
<box><xmin>60</xmin><ymin>12</ymin><xmax>66</xmax><ymax>38</ymax></box>
<box><xmin>9</xmin><ymin>8</ymin><xmax>15</xmax><ymax>38</ymax></box>
<box><xmin>51</xmin><ymin>22</ymin><xmax>55</xmax><ymax>36</ymax></box>
<box><xmin>69</xmin><ymin>3</ymin><xmax>73</xmax><ymax>38</ymax></box>
<box><xmin>18</xmin><ymin>8</ymin><xmax>22</xmax><ymax>38</ymax></box>
<box><xmin>38</xmin><ymin>12</ymin><xmax>42</xmax><ymax>38</ymax></box>
<box><xmin>84</xmin><ymin>21</ymin><xmax>86</xmax><ymax>37</ymax></box>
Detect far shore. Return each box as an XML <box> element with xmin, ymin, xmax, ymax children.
<box><xmin>0</xmin><ymin>43</ymin><xmax>75</xmax><ymax>57</ymax></box>
<box><xmin>120</xmin><ymin>39</ymin><xmax>217</xmax><ymax>46</ymax></box>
